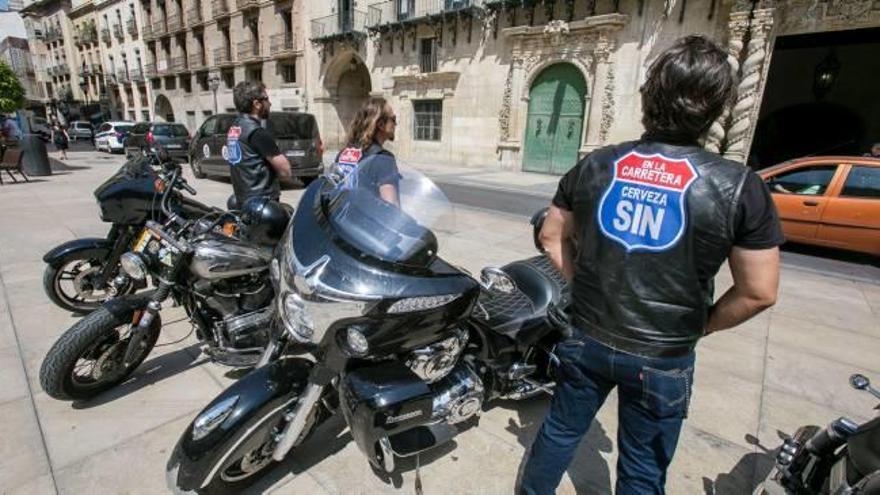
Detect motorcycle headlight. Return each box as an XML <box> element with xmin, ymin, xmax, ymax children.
<box><xmin>346</xmin><ymin>326</ymin><xmax>369</xmax><ymax>355</ymax></box>
<box><xmin>280</xmin><ymin>292</ymin><xmax>315</xmax><ymax>343</ymax></box>
<box><xmin>119</xmin><ymin>252</ymin><xmax>147</xmax><ymax>280</ymax></box>
<box><xmin>388</xmin><ymin>294</ymin><xmax>459</xmax><ymax>314</ymax></box>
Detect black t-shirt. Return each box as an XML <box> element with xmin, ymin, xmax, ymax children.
<box><xmin>553</xmin><ymin>164</ymin><xmax>784</xmax><ymax>249</ymax></box>
<box><xmin>249</xmin><ymin>127</ymin><xmax>281</xmax><ymax>160</ymax></box>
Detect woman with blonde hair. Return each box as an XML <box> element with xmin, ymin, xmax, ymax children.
<box><xmin>332</xmin><ymin>97</ymin><xmax>400</xmax><ymax>205</ymax></box>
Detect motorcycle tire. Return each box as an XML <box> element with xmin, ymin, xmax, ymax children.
<box><xmin>39</xmin><ymin>303</ymin><xmax>161</xmax><ymax>401</ymax></box>
<box><xmin>167</xmin><ymin>397</ymin><xmax>317</xmax><ymax>494</ymax></box>
<box><xmin>43</xmin><ymin>254</ymin><xmax>130</xmax><ymax>314</ymax></box>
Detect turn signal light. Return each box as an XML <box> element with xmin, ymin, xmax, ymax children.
<box><xmin>154</xmin><ymin>178</ymin><xmax>166</xmax><ymax>192</ymax></box>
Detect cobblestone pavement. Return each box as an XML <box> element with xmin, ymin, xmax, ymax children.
<box><xmin>1</xmin><ymin>148</ymin><xmax>878</xmax><ymax>494</ymax></box>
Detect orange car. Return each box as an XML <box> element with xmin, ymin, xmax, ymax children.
<box><xmin>758</xmin><ymin>156</ymin><xmax>880</xmax><ymax>256</ymax></box>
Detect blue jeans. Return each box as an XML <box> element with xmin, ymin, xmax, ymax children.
<box><xmin>520</xmin><ymin>335</ymin><xmax>696</xmax><ymax>495</ymax></box>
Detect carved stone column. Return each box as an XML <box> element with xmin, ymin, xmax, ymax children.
<box><xmin>583</xmin><ymin>33</ymin><xmax>616</xmax><ymax>152</ymax></box>
<box><xmin>724</xmin><ymin>6</ymin><xmax>775</xmax><ymax>163</ymax></box>
<box><xmin>704</xmin><ymin>10</ymin><xmax>750</xmax><ymax>154</ymax></box>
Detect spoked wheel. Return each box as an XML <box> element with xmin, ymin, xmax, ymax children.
<box><xmin>40</xmin><ymin>303</ymin><xmax>161</xmax><ymax>400</ymax></box>
<box><xmin>43</xmin><ymin>256</ymin><xmax>129</xmax><ymax>314</ymax></box>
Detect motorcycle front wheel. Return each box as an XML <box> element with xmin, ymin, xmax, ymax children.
<box><xmin>39</xmin><ymin>302</ymin><xmax>161</xmax><ymax>400</ymax></box>
<box><xmin>43</xmin><ymin>254</ymin><xmax>131</xmax><ymax>314</ymax></box>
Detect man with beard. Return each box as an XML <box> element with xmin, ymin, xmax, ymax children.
<box><xmin>226</xmin><ymin>81</ymin><xmax>291</xmax><ymax>206</ymax></box>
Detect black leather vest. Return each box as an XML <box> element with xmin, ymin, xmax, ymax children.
<box><xmin>568</xmin><ymin>140</ymin><xmax>749</xmax><ymax>357</ymax></box>
<box><xmin>228</xmin><ymin>115</ymin><xmax>280</xmax><ymax>204</ymax></box>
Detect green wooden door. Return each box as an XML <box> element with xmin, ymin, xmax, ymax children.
<box><xmin>522</xmin><ymin>64</ymin><xmax>587</xmax><ymax>175</ymax></box>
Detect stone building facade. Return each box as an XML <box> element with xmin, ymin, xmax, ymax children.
<box><xmin>0</xmin><ymin>37</ymin><xmax>45</xmax><ymax>103</ymax></box>
<box><xmin>136</xmin><ymin>0</ymin><xmax>309</xmax><ymax>131</ymax></box>
<box><xmin>305</xmin><ymin>0</ymin><xmax>880</xmax><ymax>175</ymax></box>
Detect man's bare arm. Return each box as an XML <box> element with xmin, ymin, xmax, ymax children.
<box><xmin>379</xmin><ymin>184</ymin><xmax>399</xmax><ymax>206</ymax></box>
<box><xmin>706</xmin><ymin>246</ymin><xmax>780</xmax><ymax>334</ymax></box>
<box><xmin>268</xmin><ymin>154</ymin><xmax>292</xmax><ymax>179</ymax></box>
<box><xmin>539</xmin><ymin>205</ymin><xmax>576</xmax><ymax>282</ymax></box>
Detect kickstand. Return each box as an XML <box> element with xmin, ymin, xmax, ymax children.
<box><xmin>414</xmin><ymin>453</ymin><xmax>423</xmax><ymax>495</ymax></box>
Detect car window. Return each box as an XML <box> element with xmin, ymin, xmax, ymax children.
<box><xmin>199</xmin><ymin>116</ymin><xmax>217</xmax><ymax>136</ymax></box>
<box><xmin>266</xmin><ymin>113</ymin><xmax>318</xmax><ymax>139</ymax></box>
<box><xmin>116</xmin><ymin>125</ymin><xmax>133</xmax><ymax>133</ymax></box>
<box><xmin>215</xmin><ymin>115</ymin><xmax>235</xmax><ymax>134</ymax></box>
<box><xmin>840</xmin><ymin>166</ymin><xmax>880</xmax><ymax>199</ymax></box>
<box><xmin>153</xmin><ymin>124</ymin><xmax>189</xmax><ymax>137</ymax></box>
<box><xmin>766</xmin><ymin>165</ymin><xmax>837</xmax><ymax>196</ymax></box>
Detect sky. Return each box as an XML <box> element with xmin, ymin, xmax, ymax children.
<box><xmin>0</xmin><ymin>0</ymin><xmax>8</xmax><ymax>12</ymax></box>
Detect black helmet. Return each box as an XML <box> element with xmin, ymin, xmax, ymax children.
<box><xmin>530</xmin><ymin>207</ymin><xmax>550</xmax><ymax>253</ymax></box>
<box><xmin>240</xmin><ymin>197</ymin><xmax>290</xmax><ymax>246</ymax></box>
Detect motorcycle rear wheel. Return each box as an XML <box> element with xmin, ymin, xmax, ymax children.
<box><xmin>39</xmin><ymin>303</ymin><xmax>161</xmax><ymax>400</ymax></box>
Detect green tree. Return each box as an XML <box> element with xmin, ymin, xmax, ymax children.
<box><xmin>0</xmin><ymin>62</ymin><xmax>26</xmax><ymax>113</ymax></box>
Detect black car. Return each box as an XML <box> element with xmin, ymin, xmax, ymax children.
<box><xmin>125</xmin><ymin>122</ymin><xmax>191</xmax><ymax>162</ymax></box>
<box><xmin>189</xmin><ymin>112</ymin><xmax>323</xmax><ymax>183</ymax></box>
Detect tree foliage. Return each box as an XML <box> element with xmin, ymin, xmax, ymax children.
<box><xmin>0</xmin><ymin>62</ymin><xmax>26</xmax><ymax>113</ymax></box>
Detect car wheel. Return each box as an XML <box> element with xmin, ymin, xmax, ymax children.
<box><xmin>191</xmin><ymin>158</ymin><xmax>207</xmax><ymax>179</ymax></box>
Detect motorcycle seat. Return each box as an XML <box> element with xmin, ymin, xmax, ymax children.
<box><xmin>846</xmin><ymin>416</ymin><xmax>880</xmax><ymax>486</ymax></box>
<box><xmin>476</xmin><ymin>255</ymin><xmax>567</xmax><ymax>346</ymax></box>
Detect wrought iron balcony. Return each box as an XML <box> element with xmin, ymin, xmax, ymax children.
<box><xmin>167</xmin><ymin>13</ymin><xmax>182</xmax><ymax>32</ymax></box>
<box><xmin>116</xmin><ymin>69</ymin><xmax>130</xmax><ymax>83</ymax></box>
<box><xmin>269</xmin><ymin>32</ymin><xmax>301</xmax><ymax>57</ymax></box>
<box><xmin>311</xmin><ymin>10</ymin><xmax>368</xmax><ymax>40</ymax></box>
<box><xmin>368</xmin><ymin>0</ymin><xmax>483</xmax><ymax>27</ymax></box>
<box><xmin>143</xmin><ymin>23</ymin><xmax>153</xmax><ymax>38</ymax></box>
<box><xmin>82</xmin><ymin>27</ymin><xmax>98</xmax><ymax>44</ymax></box>
<box><xmin>45</xmin><ymin>28</ymin><xmax>62</xmax><ymax>43</ymax></box>
<box><xmin>130</xmin><ymin>67</ymin><xmax>144</xmax><ymax>82</ymax></box>
<box><xmin>101</xmin><ymin>27</ymin><xmax>111</xmax><ymax>43</ymax></box>
<box><xmin>237</xmin><ymin>40</ymin><xmax>260</xmax><ymax>61</ymax></box>
<box><xmin>170</xmin><ymin>56</ymin><xmax>188</xmax><ymax>72</ymax></box>
<box><xmin>236</xmin><ymin>0</ymin><xmax>258</xmax><ymax>10</ymax></box>
<box><xmin>127</xmin><ymin>19</ymin><xmax>138</xmax><ymax>36</ymax></box>
<box><xmin>145</xmin><ymin>62</ymin><xmax>157</xmax><ymax>77</ymax></box>
<box><xmin>189</xmin><ymin>52</ymin><xmax>206</xmax><ymax>70</ymax></box>
<box><xmin>113</xmin><ymin>23</ymin><xmax>124</xmax><ymax>40</ymax></box>
<box><xmin>213</xmin><ymin>46</ymin><xmax>232</xmax><ymax>66</ymax></box>
<box><xmin>212</xmin><ymin>0</ymin><xmax>229</xmax><ymax>18</ymax></box>
<box><xmin>186</xmin><ymin>7</ymin><xmax>202</xmax><ymax>26</ymax></box>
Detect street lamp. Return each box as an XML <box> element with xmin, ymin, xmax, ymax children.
<box><xmin>208</xmin><ymin>73</ymin><xmax>221</xmax><ymax>115</ymax></box>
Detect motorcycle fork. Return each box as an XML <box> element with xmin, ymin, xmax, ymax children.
<box><xmin>96</xmin><ymin>226</ymin><xmax>134</xmax><ymax>288</ymax></box>
<box><xmin>122</xmin><ymin>281</ymin><xmax>173</xmax><ymax>365</ymax></box>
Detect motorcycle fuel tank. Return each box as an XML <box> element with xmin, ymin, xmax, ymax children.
<box><xmin>189</xmin><ymin>238</ymin><xmax>273</xmax><ymax>280</ymax></box>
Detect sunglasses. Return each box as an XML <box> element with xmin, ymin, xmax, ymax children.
<box><xmin>386</xmin><ymin>115</ymin><xmax>397</xmax><ymax>125</ymax></box>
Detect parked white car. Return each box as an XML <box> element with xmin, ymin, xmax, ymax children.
<box><xmin>94</xmin><ymin>121</ymin><xmax>135</xmax><ymax>153</ymax></box>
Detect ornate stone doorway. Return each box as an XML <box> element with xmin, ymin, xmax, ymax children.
<box><xmin>522</xmin><ymin>63</ymin><xmax>587</xmax><ymax>175</ymax></box>
<box><xmin>154</xmin><ymin>94</ymin><xmax>174</xmax><ymax>122</ymax></box>
<box><xmin>317</xmin><ymin>52</ymin><xmax>372</xmax><ymax>149</ymax></box>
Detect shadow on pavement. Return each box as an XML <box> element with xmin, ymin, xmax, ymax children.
<box><xmin>71</xmin><ymin>343</ymin><xmax>206</xmax><ymax>409</ymax></box>
<box><xmin>703</xmin><ymin>434</ymin><xmax>779</xmax><ymax>495</ymax></box>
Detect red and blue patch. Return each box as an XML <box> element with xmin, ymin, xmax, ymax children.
<box><xmin>597</xmin><ymin>151</ymin><xmax>699</xmax><ymax>252</ymax></box>
<box><xmin>226</xmin><ymin>126</ymin><xmax>242</xmax><ymax>165</ymax></box>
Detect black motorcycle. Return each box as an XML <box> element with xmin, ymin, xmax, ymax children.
<box><xmin>755</xmin><ymin>373</ymin><xmax>880</xmax><ymax>494</ymax></box>
<box><xmin>39</xmin><ymin>157</ymin><xmax>289</xmax><ymax>401</ymax></box>
<box><xmin>166</xmin><ymin>167</ymin><xmax>569</xmax><ymax>492</ymax></box>
<box><xmin>42</xmin><ymin>155</ymin><xmax>217</xmax><ymax>313</ymax></box>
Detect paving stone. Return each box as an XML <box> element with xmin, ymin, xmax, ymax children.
<box><xmin>0</xmin><ymin>398</ymin><xmax>52</xmax><ymax>492</ymax></box>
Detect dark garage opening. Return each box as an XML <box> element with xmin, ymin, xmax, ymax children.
<box><xmin>749</xmin><ymin>27</ymin><xmax>880</xmax><ymax>169</ymax></box>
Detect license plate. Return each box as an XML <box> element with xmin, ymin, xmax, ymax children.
<box><xmin>133</xmin><ymin>229</ymin><xmax>154</xmax><ymax>252</ymax></box>
<box><xmin>286</xmin><ymin>150</ymin><xmax>306</xmax><ymax>157</ymax></box>
<box><xmin>165</xmin><ymin>144</ymin><xmax>182</xmax><ymax>149</ymax></box>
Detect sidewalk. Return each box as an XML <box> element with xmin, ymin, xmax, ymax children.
<box><xmin>1</xmin><ymin>150</ymin><xmax>878</xmax><ymax>494</ymax></box>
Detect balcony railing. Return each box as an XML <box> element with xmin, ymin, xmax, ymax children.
<box><xmin>170</xmin><ymin>56</ymin><xmax>187</xmax><ymax>72</ymax></box>
<box><xmin>237</xmin><ymin>39</ymin><xmax>260</xmax><ymax>61</ymax></box>
<box><xmin>116</xmin><ymin>69</ymin><xmax>130</xmax><ymax>83</ymax></box>
<box><xmin>81</xmin><ymin>64</ymin><xmax>92</xmax><ymax>76</ymax></box>
<box><xmin>236</xmin><ymin>0</ymin><xmax>258</xmax><ymax>9</ymax></box>
<box><xmin>186</xmin><ymin>7</ymin><xmax>202</xmax><ymax>25</ymax></box>
<box><xmin>213</xmin><ymin>46</ymin><xmax>232</xmax><ymax>65</ymax></box>
<box><xmin>368</xmin><ymin>0</ymin><xmax>482</xmax><ymax>26</ymax></box>
<box><xmin>269</xmin><ymin>32</ymin><xmax>301</xmax><ymax>56</ymax></box>
<box><xmin>113</xmin><ymin>23</ymin><xmax>124</xmax><ymax>40</ymax></box>
<box><xmin>143</xmin><ymin>23</ymin><xmax>153</xmax><ymax>38</ymax></box>
<box><xmin>311</xmin><ymin>10</ymin><xmax>368</xmax><ymax>39</ymax></box>
<box><xmin>152</xmin><ymin>20</ymin><xmax>167</xmax><ymax>37</ymax></box>
<box><xmin>189</xmin><ymin>52</ymin><xmax>206</xmax><ymax>70</ymax></box>
<box><xmin>82</xmin><ymin>28</ymin><xmax>98</xmax><ymax>44</ymax></box>
<box><xmin>212</xmin><ymin>0</ymin><xmax>229</xmax><ymax>17</ymax></box>
<box><xmin>101</xmin><ymin>27</ymin><xmax>111</xmax><ymax>43</ymax></box>
<box><xmin>167</xmin><ymin>13</ymin><xmax>181</xmax><ymax>32</ymax></box>
<box><xmin>45</xmin><ymin>28</ymin><xmax>62</xmax><ymax>42</ymax></box>
<box><xmin>127</xmin><ymin>19</ymin><xmax>138</xmax><ymax>36</ymax></box>
<box><xmin>145</xmin><ymin>62</ymin><xmax>157</xmax><ymax>77</ymax></box>
<box><xmin>157</xmin><ymin>59</ymin><xmax>170</xmax><ymax>75</ymax></box>
<box><xmin>130</xmin><ymin>67</ymin><xmax>144</xmax><ymax>82</ymax></box>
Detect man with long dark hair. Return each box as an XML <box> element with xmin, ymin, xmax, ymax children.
<box><xmin>332</xmin><ymin>96</ymin><xmax>400</xmax><ymax>205</ymax></box>
<box><xmin>521</xmin><ymin>35</ymin><xmax>784</xmax><ymax>494</ymax></box>
<box><xmin>226</xmin><ymin>81</ymin><xmax>291</xmax><ymax>206</ymax></box>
